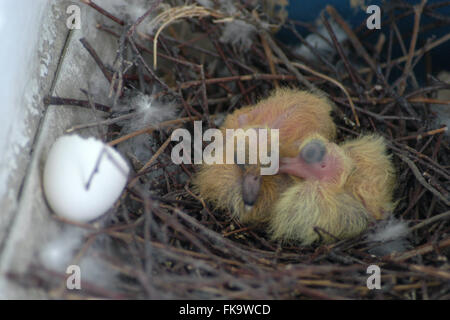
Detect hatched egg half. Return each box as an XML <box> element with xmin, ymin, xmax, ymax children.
<box><xmin>43</xmin><ymin>135</ymin><xmax>129</xmax><ymax>222</ymax></box>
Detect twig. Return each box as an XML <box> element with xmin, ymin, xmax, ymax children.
<box><xmin>397</xmin><ymin>153</ymin><xmax>450</xmax><ymax>206</ymax></box>
<box><xmin>395</xmin><ymin>126</ymin><xmax>448</xmax><ymax>141</ymax></box>
<box><xmin>291</xmin><ymin>61</ymin><xmax>360</xmax><ymax>126</ymax></box>
<box><xmin>127</xmin><ymin>0</ymin><xmax>163</xmax><ymax>36</ymax></box>
<box><xmin>392</xmin><ymin>237</ymin><xmax>450</xmax><ymax>262</ymax></box>
<box><xmin>66</xmin><ymin>113</ymin><xmax>136</xmax><ymax>133</ymax></box>
<box><xmin>409</xmin><ymin>210</ymin><xmax>450</xmax><ymax>232</ymax></box>
<box><xmin>79</xmin><ymin>38</ymin><xmax>112</xmax><ymax>83</ymax></box>
<box><xmin>44</xmin><ymin>96</ymin><xmax>111</xmax><ymax>112</ymax></box>
<box><xmin>398</xmin><ymin>0</ymin><xmax>428</xmax><ymax>95</ymax></box>
<box><xmin>128</xmin><ymin>36</ymin><xmax>179</xmax><ymax>97</ymax></box>
<box><xmin>356</xmin><ymin>32</ymin><xmax>450</xmax><ymax>76</ymax></box>
<box><xmin>80</xmin><ymin>0</ymin><xmax>125</xmax><ymax>25</ymax></box>
<box><xmin>108</xmin><ymin>116</ymin><xmax>200</xmax><ymax>146</ymax></box>
<box><xmin>261</xmin><ymin>31</ymin><xmax>316</xmax><ymax>91</ymax></box>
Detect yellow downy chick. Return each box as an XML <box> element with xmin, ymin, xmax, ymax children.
<box><xmin>342</xmin><ymin>134</ymin><xmax>397</xmax><ymax>220</ymax></box>
<box><xmin>193</xmin><ymin>127</ymin><xmax>290</xmax><ymax>224</ymax></box>
<box><xmin>270</xmin><ymin>133</ymin><xmax>396</xmax><ymax>245</ymax></box>
<box><xmin>192</xmin><ymin>88</ymin><xmax>337</xmax><ymax>225</ymax></box>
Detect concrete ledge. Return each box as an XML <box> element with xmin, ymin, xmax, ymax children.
<box><xmin>0</xmin><ymin>0</ymin><xmax>119</xmax><ymax>298</ymax></box>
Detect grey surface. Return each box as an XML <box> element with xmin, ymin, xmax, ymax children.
<box><xmin>0</xmin><ymin>0</ymin><xmax>118</xmax><ymax>298</ymax></box>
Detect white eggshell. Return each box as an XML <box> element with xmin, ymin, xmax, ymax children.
<box><xmin>43</xmin><ymin>135</ymin><xmax>129</xmax><ymax>222</ymax></box>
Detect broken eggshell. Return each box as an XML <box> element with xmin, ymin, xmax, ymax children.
<box><xmin>43</xmin><ymin>135</ymin><xmax>129</xmax><ymax>222</ymax></box>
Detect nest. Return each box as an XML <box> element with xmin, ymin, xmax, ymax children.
<box><xmin>37</xmin><ymin>0</ymin><xmax>450</xmax><ymax>299</ymax></box>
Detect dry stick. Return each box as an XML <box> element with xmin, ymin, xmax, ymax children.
<box><xmin>259</xmin><ymin>34</ymin><xmax>279</xmax><ymax>89</ymax></box>
<box><xmin>321</xmin><ymin>11</ymin><xmax>364</xmax><ymax>90</ymax></box>
<box><xmin>179</xmin><ymin>90</ymin><xmax>203</xmax><ymax>119</ymax></box>
<box><xmin>395</xmin><ymin>126</ymin><xmax>448</xmax><ymax>141</ymax></box>
<box><xmin>79</xmin><ymin>38</ymin><xmax>112</xmax><ymax>83</ymax></box>
<box><xmin>66</xmin><ymin>113</ymin><xmax>137</xmax><ymax>133</ymax></box>
<box><xmin>80</xmin><ymin>88</ymin><xmax>105</xmax><ymax>138</ymax></box>
<box><xmin>127</xmin><ymin>0</ymin><xmax>163</xmax><ymax>36</ymax></box>
<box><xmin>177</xmin><ymin>73</ymin><xmax>298</xmax><ymax>90</ymax></box>
<box><xmin>109</xmin><ymin>29</ymin><xmax>129</xmax><ymax>107</ymax></box>
<box><xmin>414</xmin><ymin>98</ymin><xmax>450</xmax><ymax>104</ymax></box>
<box><xmin>199</xmin><ymin>64</ymin><xmax>210</xmax><ymax>119</ymax></box>
<box><xmin>351</xmin><ymin>96</ymin><xmax>450</xmax><ymax>105</ymax></box>
<box><xmin>98</xmin><ymin>24</ymin><xmax>200</xmax><ymax>70</ymax></box>
<box><xmin>331</xmin><ymin>96</ymin><xmax>400</xmax><ymax>126</ymax></box>
<box><xmin>80</xmin><ymin>0</ymin><xmax>125</xmax><ymax>25</ymax></box>
<box><xmin>44</xmin><ymin>96</ymin><xmax>111</xmax><ymax>112</ymax></box>
<box><xmin>431</xmin><ymin>128</ymin><xmax>445</xmax><ymax>161</ymax></box>
<box><xmin>291</xmin><ymin>61</ymin><xmax>360</xmax><ymax>127</ymax></box>
<box><xmin>392</xmin><ymin>281</ymin><xmax>441</xmax><ymax>292</ymax></box>
<box><xmin>183</xmin><ymin>186</ymin><xmax>221</xmax><ymax>227</ymax></box>
<box><xmin>127</xmin><ymin>36</ymin><xmax>179</xmax><ymax>97</ymax></box>
<box><xmin>408</xmin><ymin>264</ymin><xmax>450</xmax><ymax>280</ymax></box>
<box><xmin>325</xmin><ymin>5</ymin><xmax>420</xmax><ymax>120</ymax></box>
<box><xmin>287</xmin><ymin>22</ymin><xmax>337</xmax><ymax>74</ymax></box>
<box><xmin>398</xmin><ymin>0</ymin><xmax>428</xmax><ymax>95</ymax></box>
<box><xmin>391</xmin><ymin>21</ymin><xmax>424</xmax><ymax>92</ymax></box>
<box><xmin>108</xmin><ymin>116</ymin><xmax>200</xmax><ymax>146</ymax></box>
<box><xmin>151</xmin><ymin>6</ymin><xmax>223</xmax><ymax>69</ymax></box>
<box><xmin>384</xmin><ymin>20</ymin><xmax>395</xmax><ymax>82</ymax></box>
<box><xmin>390</xmin><ymin>142</ymin><xmax>450</xmax><ymax>181</ymax></box>
<box><xmin>409</xmin><ymin>210</ymin><xmax>450</xmax><ymax>232</ymax></box>
<box><xmin>393</xmin><ymin>21</ymin><xmax>409</xmax><ymax>64</ymax></box>
<box><xmin>222</xmin><ymin>227</ymin><xmax>252</xmax><ymax>237</ymax></box>
<box><xmin>379</xmin><ymin>76</ymin><xmax>450</xmax><ymax>117</ymax></box>
<box><xmin>261</xmin><ymin>31</ymin><xmax>316</xmax><ymax>91</ymax></box>
<box><xmin>392</xmin><ymin>237</ymin><xmax>450</xmax><ymax>262</ymax></box>
<box><xmin>148</xmin><ymin>31</ymin><xmax>256</xmax><ymax>73</ymax></box>
<box><xmin>289</xmin><ymin>19</ymin><xmax>337</xmax><ymax>48</ymax></box>
<box><xmin>328</xmin><ymin>5</ymin><xmax>384</xmax><ymax>72</ymax></box>
<box><xmin>357</xmin><ymin>33</ymin><xmax>450</xmax><ymax>76</ymax></box>
<box><xmin>397</xmin><ymin>153</ymin><xmax>450</xmax><ymax>206</ymax></box>
<box><xmin>211</xmin><ymin>37</ymin><xmax>251</xmax><ymax>105</ymax></box>
<box><xmin>127</xmin><ymin>134</ymin><xmax>176</xmax><ymax>189</ymax></box>
<box><xmin>366</xmin><ymin>33</ymin><xmax>386</xmax><ymax>84</ymax></box>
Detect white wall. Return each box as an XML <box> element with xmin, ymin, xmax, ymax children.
<box><xmin>0</xmin><ymin>0</ymin><xmax>49</xmax><ymax>200</ymax></box>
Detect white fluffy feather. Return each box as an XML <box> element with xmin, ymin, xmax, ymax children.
<box><xmin>294</xmin><ymin>20</ymin><xmax>348</xmax><ymax>63</ymax></box>
<box><xmin>39</xmin><ymin>228</ymin><xmax>85</xmax><ymax>272</ymax></box>
<box><xmin>39</xmin><ymin>226</ymin><xmax>118</xmax><ymax>289</ymax></box>
<box><xmin>95</xmin><ymin>0</ymin><xmax>160</xmax><ymax>34</ymax></box>
<box><xmin>367</xmin><ymin>219</ymin><xmax>410</xmax><ymax>256</ymax></box>
<box><xmin>195</xmin><ymin>0</ymin><xmax>257</xmax><ymax>50</ymax></box>
<box><xmin>219</xmin><ymin>19</ymin><xmax>257</xmax><ymax>50</ymax></box>
<box><xmin>115</xmin><ymin>90</ymin><xmax>179</xmax><ymax>163</ymax></box>
<box><xmin>129</xmin><ymin>91</ymin><xmax>179</xmax><ymax>130</ymax></box>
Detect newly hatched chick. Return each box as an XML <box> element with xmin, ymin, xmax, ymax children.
<box><xmin>192</xmin><ymin>88</ymin><xmax>337</xmax><ymax>225</ymax></box>
<box><xmin>341</xmin><ymin>135</ymin><xmax>397</xmax><ymax>220</ymax></box>
<box><xmin>222</xmin><ymin>88</ymin><xmax>337</xmax><ymax>156</ymax></box>
<box><xmin>270</xmin><ymin>133</ymin><xmax>396</xmax><ymax>245</ymax></box>
<box><xmin>193</xmin><ymin>127</ymin><xmax>291</xmax><ymax>224</ymax></box>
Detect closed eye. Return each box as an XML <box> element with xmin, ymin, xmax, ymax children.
<box><xmin>300</xmin><ymin>140</ymin><xmax>326</xmax><ymax>164</ymax></box>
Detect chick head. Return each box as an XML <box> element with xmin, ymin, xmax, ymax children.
<box><xmin>279</xmin><ymin>134</ymin><xmax>353</xmax><ymax>188</ymax></box>
<box><xmin>226</xmin><ymin>125</ymin><xmax>280</xmax><ymax>212</ymax></box>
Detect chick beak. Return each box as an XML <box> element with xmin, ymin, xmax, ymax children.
<box><xmin>242</xmin><ymin>173</ymin><xmax>261</xmax><ymax>211</ymax></box>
